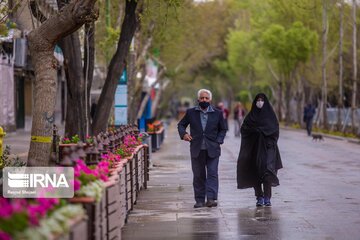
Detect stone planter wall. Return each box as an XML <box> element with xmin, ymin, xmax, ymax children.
<box><xmin>56</xmin><ymin>125</ymin><xmax>149</xmax><ymax>240</ymax></box>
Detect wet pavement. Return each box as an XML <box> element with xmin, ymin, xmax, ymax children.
<box><xmin>122</xmin><ymin>121</ymin><xmax>360</xmax><ymax>240</ymax></box>
<box><xmin>2</xmin><ymin>129</ymin><xmax>31</xmax><ymax>161</ymax></box>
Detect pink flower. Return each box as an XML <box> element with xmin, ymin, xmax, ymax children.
<box><xmin>11</xmin><ymin>199</ymin><xmax>27</xmax><ymax>213</ymax></box>
<box><xmin>74</xmin><ymin>167</ymin><xmax>81</xmax><ymax>177</ymax></box>
<box><xmin>0</xmin><ymin>231</ymin><xmax>12</xmax><ymax>240</ymax></box>
<box><xmin>75</xmin><ymin>159</ymin><xmax>95</xmax><ymax>175</ymax></box>
<box><xmin>0</xmin><ymin>198</ymin><xmax>13</xmax><ymax>218</ymax></box>
<box><xmin>37</xmin><ymin>198</ymin><xmax>58</xmax><ymax>210</ymax></box>
<box><xmin>99</xmin><ymin>174</ymin><xmax>109</xmax><ymax>181</ymax></box>
<box><xmin>27</xmin><ymin>206</ymin><xmax>40</xmax><ymax>226</ymax></box>
<box><xmin>48</xmin><ymin>198</ymin><xmax>59</xmax><ymax>206</ymax></box>
<box><xmin>73</xmin><ymin>179</ymin><xmax>81</xmax><ymax>191</ymax></box>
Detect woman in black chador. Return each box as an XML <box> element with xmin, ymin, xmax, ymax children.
<box><xmin>236</xmin><ymin>93</ymin><xmax>283</xmax><ymax>207</ymax></box>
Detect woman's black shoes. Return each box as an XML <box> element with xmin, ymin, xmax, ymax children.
<box><xmin>264</xmin><ymin>197</ymin><xmax>271</xmax><ymax>206</ymax></box>
<box><xmin>256</xmin><ymin>196</ymin><xmax>271</xmax><ymax>207</ymax></box>
<box><xmin>256</xmin><ymin>197</ymin><xmax>264</xmax><ymax>207</ymax></box>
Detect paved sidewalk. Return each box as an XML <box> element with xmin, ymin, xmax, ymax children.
<box><xmin>2</xmin><ymin>129</ymin><xmax>31</xmax><ymax>161</ymax></box>
<box><xmin>122</xmin><ymin>120</ymin><xmax>360</xmax><ymax>240</ymax></box>
<box><xmin>2</xmin><ymin>125</ymin><xmax>65</xmax><ymax>162</ymax></box>
<box><xmin>122</xmin><ymin>122</ymin><xmax>276</xmax><ymax>239</ymax></box>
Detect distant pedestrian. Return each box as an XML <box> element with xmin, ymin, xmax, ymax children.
<box><xmin>217</xmin><ymin>102</ymin><xmax>229</xmax><ymax>131</ymax></box>
<box><xmin>178</xmin><ymin>89</ymin><xmax>227</xmax><ymax>208</ymax></box>
<box><xmin>236</xmin><ymin>93</ymin><xmax>283</xmax><ymax>207</ymax></box>
<box><xmin>177</xmin><ymin>103</ymin><xmax>187</xmax><ymax>120</ymax></box>
<box><xmin>233</xmin><ymin>102</ymin><xmax>246</xmax><ymax>137</ymax></box>
<box><xmin>303</xmin><ymin>103</ymin><xmax>316</xmax><ymax>136</ymax></box>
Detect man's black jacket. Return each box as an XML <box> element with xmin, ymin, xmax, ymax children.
<box><xmin>177</xmin><ymin>106</ymin><xmax>227</xmax><ymax>158</ymax></box>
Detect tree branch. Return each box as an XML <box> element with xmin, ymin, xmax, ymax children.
<box><xmin>266</xmin><ymin>63</ymin><xmax>280</xmax><ymax>83</ymax></box>
<box><xmin>92</xmin><ymin>0</ymin><xmax>139</xmax><ymax>134</ymax></box>
<box><xmin>27</xmin><ymin>0</ymin><xmax>98</xmax><ymax>166</ymax></box>
<box><xmin>29</xmin><ymin>0</ymin><xmax>47</xmax><ymax>23</ymax></box>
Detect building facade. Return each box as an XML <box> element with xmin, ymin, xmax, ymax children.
<box><xmin>0</xmin><ymin>0</ymin><xmax>65</xmax><ymax>132</ymax></box>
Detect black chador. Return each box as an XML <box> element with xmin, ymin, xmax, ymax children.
<box><xmin>236</xmin><ymin>93</ymin><xmax>283</xmax><ymax>206</ymax></box>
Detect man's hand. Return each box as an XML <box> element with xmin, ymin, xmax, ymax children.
<box><xmin>183</xmin><ymin>133</ymin><xmax>193</xmax><ymax>142</ymax></box>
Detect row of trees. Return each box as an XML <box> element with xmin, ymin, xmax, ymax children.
<box><xmin>148</xmin><ymin>0</ymin><xmax>359</xmax><ymax>135</ymax></box>
<box><xmin>21</xmin><ymin>0</ymin><xmax>180</xmax><ymax>165</ymax></box>
<box><xmin>1</xmin><ymin>0</ymin><xmax>359</xmax><ymax>165</ymax></box>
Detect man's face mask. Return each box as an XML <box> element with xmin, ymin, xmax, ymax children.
<box><xmin>198</xmin><ymin>94</ymin><xmax>210</xmax><ymax>109</ymax></box>
<box><xmin>199</xmin><ymin>101</ymin><xmax>210</xmax><ymax>109</ymax></box>
<box><xmin>256</xmin><ymin>100</ymin><xmax>264</xmax><ymax>109</ymax></box>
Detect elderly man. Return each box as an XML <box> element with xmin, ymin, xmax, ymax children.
<box><xmin>178</xmin><ymin>89</ymin><xmax>227</xmax><ymax>208</ymax></box>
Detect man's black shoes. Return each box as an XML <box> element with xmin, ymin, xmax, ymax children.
<box><xmin>194</xmin><ymin>200</ymin><xmax>218</xmax><ymax>208</ymax></box>
<box><xmin>194</xmin><ymin>202</ymin><xmax>205</xmax><ymax>208</ymax></box>
<box><xmin>206</xmin><ymin>200</ymin><xmax>218</xmax><ymax>208</ymax></box>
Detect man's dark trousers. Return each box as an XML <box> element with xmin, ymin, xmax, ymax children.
<box><xmin>306</xmin><ymin>117</ymin><xmax>313</xmax><ymax>136</ymax></box>
<box><xmin>192</xmin><ymin>150</ymin><xmax>219</xmax><ymax>203</ymax></box>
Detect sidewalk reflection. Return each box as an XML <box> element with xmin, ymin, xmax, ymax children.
<box><xmin>237</xmin><ymin>207</ymin><xmax>281</xmax><ymax>239</ymax></box>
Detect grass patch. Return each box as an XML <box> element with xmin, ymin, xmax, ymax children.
<box><xmin>312</xmin><ymin>127</ymin><xmax>358</xmax><ymax>138</ymax></box>
<box><xmin>280</xmin><ymin>121</ymin><xmax>360</xmax><ymax>139</ymax></box>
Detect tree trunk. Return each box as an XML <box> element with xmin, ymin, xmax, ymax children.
<box><xmin>137</xmin><ymin>68</ymin><xmax>165</xmax><ymax>119</ymax></box>
<box><xmin>84</xmin><ymin>22</ymin><xmax>96</xmax><ymax>132</ymax></box>
<box><xmin>301</xmin><ymin>80</ymin><xmax>306</xmax><ymax>127</ymax></box>
<box><xmin>127</xmin><ymin>49</ymin><xmax>137</xmax><ymax>124</ymax></box>
<box><xmin>28</xmin><ymin>0</ymin><xmax>98</xmax><ymax>166</ymax></box>
<box><xmin>27</xmin><ymin>39</ymin><xmax>58</xmax><ymax>166</ymax></box>
<box><xmin>266</xmin><ymin>63</ymin><xmax>282</xmax><ymax>120</ymax></box>
<box><xmin>60</xmin><ymin>32</ymin><xmax>87</xmax><ymax>140</ymax></box>
<box><xmin>296</xmin><ymin>74</ymin><xmax>304</xmax><ymax>126</ymax></box>
<box><xmin>129</xmin><ymin>62</ymin><xmax>146</xmax><ymax>123</ymax></box>
<box><xmin>277</xmin><ymin>79</ymin><xmax>283</xmax><ymax>121</ymax></box>
<box><xmin>338</xmin><ymin>0</ymin><xmax>344</xmax><ymax>131</ymax></box>
<box><xmin>92</xmin><ymin>0</ymin><xmax>139</xmax><ymax>135</ymax></box>
<box><xmin>128</xmin><ymin>20</ymin><xmax>155</xmax><ymax>124</ymax></box>
<box><xmin>321</xmin><ymin>0</ymin><xmax>329</xmax><ymax>129</ymax></box>
<box><xmin>284</xmin><ymin>73</ymin><xmax>292</xmax><ymax>125</ymax></box>
<box><xmin>58</xmin><ymin>0</ymin><xmax>95</xmax><ymax>138</ymax></box>
<box><xmin>351</xmin><ymin>0</ymin><xmax>357</xmax><ymax>133</ymax></box>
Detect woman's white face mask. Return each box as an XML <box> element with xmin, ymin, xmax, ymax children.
<box><xmin>256</xmin><ymin>100</ymin><xmax>264</xmax><ymax>109</ymax></box>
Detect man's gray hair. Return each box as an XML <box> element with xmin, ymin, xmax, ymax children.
<box><xmin>197</xmin><ymin>89</ymin><xmax>212</xmax><ymax>100</ymax></box>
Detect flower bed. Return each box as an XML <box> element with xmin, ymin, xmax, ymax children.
<box><xmin>0</xmin><ymin>129</ymin><xmax>150</xmax><ymax>240</ymax></box>
<box><xmin>0</xmin><ymin>198</ymin><xmax>85</xmax><ymax>240</ymax></box>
